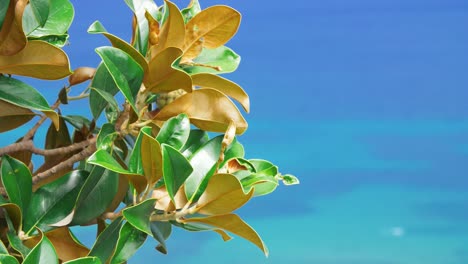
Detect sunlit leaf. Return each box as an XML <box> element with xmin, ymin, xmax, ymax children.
<box><xmin>281</xmin><ymin>174</ymin><xmax>300</xmax><ymax>185</ymax></box>
<box><xmin>141</xmin><ymin>131</ymin><xmax>163</xmax><ymax>185</ymax></box>
<box><xmin>69</xmin><ymin>67</ymin><xmax>96</xmax><ymax>86</ymax></box>
<box><xmin>88</xmin><ymin>217</ymin><xmax>123</xmax><ymax>264</ymax></box>
<box><xmin>96</xmin><ymin>123</ymin><xmax>118</xmax><ymax>151</ymax></box>
<box><xmin>156</xmin><ymin>113</ymin><xmax>190</xmax><ymax>149</ymax></box>
<box><xmin>0</xmin><ymin>99</ymin><xmax>35</xmax><ymax>132</ymax></box>
<box><xmin>181</xmin><ymin>0</ymin><xmax>201</xmax><ymax>23</ymax></box>
<box><xmin>0</xmin><ymin>0</ymin><xmax>27</xmax><ymax>56</ymax></box>
<box><xmin>87</xmin><ymin>149</ymin><xmax>131</xmax><ymax>175</ymax></box>
<box><xmin>23</xmin><ymin>0</ymin><xmax>73</xmax><ymax>37</ymax></box>
<box><xmin>151</xmin><ymin>0</ymin><xmax>185</xmax><ymax>55</ymax></box>
<box><xmin>23</xmin><ymin>230</ymin><xmax>59</xmax><ymax>264</ymax></box>
<box><xmin>63</xmin><ymin>257</ymin><xmax>101</xmax><ymax>264</ymax></box>
<box><xmin>162</xmin><ymin>144</ymin><xmax>193</xmax><ymax>202</ymax></box>
<box><xmin>0</xmin><ymin>254</ymin><xmax>19</xmax><ymax>264</ymax></box>
<box><xmin>180</xmin><ymin>129</ymin><xmax>209</xmax><ymax>158</ymax></box>
<box><xmin>110</xmin><ymin>222</ymin><xmax>147</xmax><ymax>264</ymax></box>
<box><xmin>1</xmin><ymin>155</ymin><xmax>32</xmax><ymax>216</ymax></box>
<box><xmin>124</xmin><ymin>0</ymin><xmax>159</xmax><ymax>55</ymax></box>
<box><xmin>28</xmin><ymin>0</ymin><xmax>49</xmax><ymax>26</ymax></box>
<box><xmin>177</xmin><ymin>46</ymin><xmax>240</xmax><ymax>74</ymax></box>
<box><xmin>29</xmin><ymin>33</ymin><xmax>69</xmax><ymax>47</ymax></box>
<box><xmin>241</xmin><ymin>174</ymin><xmax>278</xmax><ymax>196</ymax></box>
<box><xmin>123</xmin><ymin>199</ymin><xmax>156</xmax><ymax>235</ymax></box>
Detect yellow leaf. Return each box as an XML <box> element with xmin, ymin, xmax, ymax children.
<box><xmin>141</xmin><ymin>132</ymin><xmax>163</xmax><ymax>185</ymax></box>
<box><xmin>213</xmin><ymin>229</ymin><xmax>232</xmax><ymax>241</ymax></box>
<box><xmin>154</xmin><ymin>88</ymin><xmax>248</xmax><ymax>134</ymax></box>
<box><xmin>0</xmin><ymin>40</ymin><xmax>72</xmax><ymax>80</ymax></box>
<box><xmin>0</xmin><ymin>0</ymin><xmax>27</xmax><ymax>56</ymax></box>
<box><xmin>183</xmin><ymin>214</ymin><xmax>268</xmax><ymax>256</ymax></box>
<box><xmin>196</xmin><ymin>173</ymin><xmax>253</xmax><ymax>215</ymax></box>
<box><xmin>144</xmin><ymin>47</ymin><xmax>192</xmax><ymax>94</ymax></box>
<box><xmin>150</xmin><ymin>0</ymin><xmax>185</xmax><ymax>55</ymax></box>
<box><xmin>0</xmin><ymin>100</ymin><xmax>36</xmax><ymax>132</ymax></box>
<box><xmin>69</xmin><ymin>67</ymin><xmax>96</xmax><ymax>86</ymax></box>
<box><xmin>24</xmin><ymin>227</ymin><xmax>89</xmax><ymax>262</ymax></box>
<box><xmin>192</xmin><ymin>73</ymin><xmax>250</xmax><ymax>112</ymax></box>
<box><xmin>183</xmin><ymin>5</ymin><xmax>240</xmax><ymax>60</ymax></box>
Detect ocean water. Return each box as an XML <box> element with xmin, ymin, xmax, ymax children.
<box><xmin>4</xmin><ymin>0</ymin><xmax>468</xmax><ymax>263</ymax></box>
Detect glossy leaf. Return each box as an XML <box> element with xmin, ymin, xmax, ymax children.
<box><xmin>24</xmin><ymin>170</ymin><xmax>89</xmax><ymax>234</ymax></box>
<box><xmin>88</xmin><ymin>21</ymin><xmax>147</xmax><ymax>71</ymax></box>
<box><xmin>162</xmin><ymin>144</ymin><xmax>193</xmax><ymax>201</ymax></box>
<box><xmin>0</xmin><ymin>75</ymin><xmax>59</xmax><ymax>128</ymax></box>
<box><xmin>90</xmin><ymin>88</ymin><xmax>119</xmax><ymax>122</ymax></box>
<box><xmin>110</xmin><ymin>222</ymin><xmax>147</xmax><ymax>264</ymax></box>
<box><xmin>151</xmin><ymin>0</ymin><xmax>185</xmax><ymax>55</ymax></box>
<box><xmin>0</xmin><ymin>98</ymin><xmax>34</xmax><ymax>133</ymax></box>
<box><xmin>181</xmin><ymin>0</ymin><xmax>201</xmax><ymax>22</ymax></box>
<box><xmin>123</xmin><ymin>199</ymin><xmax>157</xmax><ymax>235</ymax></box>
<box><xmin>29</xmin><ymin>33</ymin><xmax>69</xmax><ymax>47</ymax></box>
<box><xmin>184</xmin><ymin>135</ymin><xmax>223</xmax><ymax>202</ymax></box>
<box><xmin>196</xmin><ymin>173</ymin><xmax>253</xmax><ymax>215</ymax></box>
<box><xmin>128</xmin><ymin>126</ymin><xmax>152</xmax><ymax>175</ymax></box>
<box><xmin>180</xmin><ymin>129</ymin><xmax>209</xmax><ymax>158</ymax></box>
<box><xmin>0</xmin><ymin>254</ymin><xmax>19</xmax><ymax>264</ymax></box>
<box><xmin>0</xmin><ymin>239</ymin><xmax>7</xmax><ymax>254</ymax></box>
<box><xmin>124</xmin><ymin>0</ymin><xmax>158</xmax><ymax>55</ymax></box>
<box><xmin>183</xmin><ymin>214</ymin><xmax>268</xmax><ymax>256</ymax></box>
<box><xmin>156</xmin><ymin>113</ymin><xmax>190</xmax><ymax>149</ymax></box>
<box><xmin>87</xmin><ymin>149</ymin><xmax>131</xmax><ymax>174</ymax></box>
<box><xmin>150</xmin><ymin>221</ymin><xmax>171</xmax><ymax>254</ymax></box>
<box><xmin>141</xmin><ymin>131</ymin><xmax>163</xmax><ymax>185</ymax></box>
<box><xmin>1</xmin><ymin>155</ymin><xmax>32</xmax><ymax>215</ymax></box>
<box><xmin>96</xmin><ymin>123</ymin><xmax>118</xmax><ymax>151</ymax></box>
<box><xmin>7</xmin><ymin>230</ymin><xmax>30</xmax><ymax>257</ymax></box>
<box><xmin>144</xmin><ymin>47</ymin><xmax>192</xmax><ymax>94</ymax></box>
<box><xmin>192</xmin><ymin>73</ymin><xmax>249</xmax><ymax>112</ymax></box>
<box><xmin>0</xmin><ymin>198</ymin><xmax>22</xmax><ymax>232</ymax></box>
<box><xmin>183</xmin><ymin>5</ymin><xmax>241</xmax><ymax>60</ymax></box>
<box><xmin>28</xmin><ymin>0</ymin><xmax>49</xmax><ymax>26</ymax></box>
<box><xmin>0</xmin><ymin>0</ymin><xmax>27</xmax><ymax>56</ymax></box>
<box><xmin>249</xmin><ymin>159</ymin><xmax>278</xmax><ymax>176</ymax></box>
<box><xmin>72</xmin><ymin>166</ymin><xmax>119</xmax><ymax>225</ymax></box>
<box><xmin>88</xmin><ymin>217</ymin><xmax>123</xmax><ymax>264</ymax></box>
<box><xmin>0</xmin><ymin>40</ymin><xmax>71</xmax><ymax>79</ymax></box>
<box><xmin>178</xmin><ymin>46</ymin><xmax>240</xmax><ymax>74</ymax></box>
<box><xmin>154</xmin><ymin>88</ymin><xmax>248</xmax><ymax>134</ymax></box>
<box><xmin>23</xmin><ymin>231</ymin><xmax>59</xmax><ymax>264</ymax></box>
<box><xmin>89</xmin><ymin>63</ymin><xmax>119</xmax><ymax>119</ymax></box>
<box><xmin>62</xmin><ymin>115</ymin><xmax>93</xmax><ymax>131</ymax></box>
<box><xmin>241</xmin><ymin>174</ymin><xmax>278</xmax><ymax>196</ymax></box>
<box><xmin>0</xmin><ymin>1</ymin><xmax>10</xmax><ymax>29</ymax></box>
<box><xmin>281</xmin><ymin>174</ymin><xmax>300</xmax><ymax>185</ymax></box>
<box><xmin>95</xmin><ymin>46</ymin><xmax>144</xmax><ymax>113</ymax></box>
<box><xmin>63</xmin><ymin>257</ymin><xmax>101</xmax><ymax>264</ymax></box>
<box><xmin>23</xmin><ymin>0</ymin><xmax>73</xmax><ymax>37</ymax></box>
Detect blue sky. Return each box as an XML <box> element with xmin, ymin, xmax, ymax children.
<box><xmin>6</xmin><ymin>0</ymin><xmax>468</xmax><ymax>263</ymax></box>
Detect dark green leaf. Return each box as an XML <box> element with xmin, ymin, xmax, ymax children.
<box><xmin>23</xmin><ymin>232</ymin><xmax>58</xmax><ymax>264</ymax></box>
<box><xmin>185</xmin><ymin>135</ymin><xmax>223</xmax><ymax>202</ymax></box>
<box><xmin>181</xmin><ymin>0</ymin><xmax>201</xmax><ymax>22</ymax></box>
<box><xmin>89</xmin><ymin>63</ymin><xmax>119</xmax><ymax>119</ymax></box>
<box><xmin>150</xmin><ymin>221</ymin><xmax>171</xmax><ymax>254</ymax></box>
<box><xmin>124</xmin><ymin>0</ymin><xmax>159</xmax><ymax>55</ymax></box>
<box><xmin>87</xmin><ymin>149</ymin><xmax>131</xmax><ymax>174</ymax></box>
<box><xmin>90</xmin><ymin>88</ymin><xmax>119</xmax><ymax>122</ymax></box>
<box><xmin>62</xmin><ymin>115</ymin><xmax>93</xmax><ymax>131</ymax></box>
<box><xmin>1</xmin><ymin>155</ymin><xmax>32</xmax><ymax>216</ymax></box>
<box><xmin>44</xmin><ymin>115</ymin><xmax>72</xmax><ymax>164</ymax></box>
<box><xmin>63</xmin><ymin>257</ymin><xmax>101</xmax><ymax>264</ymax></box>
<box><xmin>96</xmin><ymin>123</ymin><xmax>118</xmax><ymax>151</ymax></box>
<box><xmin>156</xmin><ymin>113</ymin><xmax>190</xmax><ymax>150</ymax></box>
<box><xmin>110</xmin><ymin>222</ymin><xmax>147</xmax><ymax>264</ymax></box>
<box><xmin>0</xmin><ymin>0</ymin><xmax>9</xmax><ymax>29</ymax></box>
<box><xmin>58</xmin><ymin>86</ymin><xmax>68</xmax><ymax>104</ymax></box>
<box><xmin>72</xmin><ymin>166</ymin><xmax>119</xmax><ymax>225</ymax></box>
<box><xmin>7</xmin><ymin>231</ymin><xmax>30</xmax><ymax>257</ymax></box>
<box><xmin>95</xmin><ymin>46</ymin><xmax>144</xmax><ymax>113</ymax></box>
<box><xmin>177</xmin><ymin>46</ymin><xmax>240</xmax><ymax>74</ymax></box>
<box><xmin>180</xmin><ymin>129</ymin><xmax>209</xmax><ymax>158</ymax></box>
<box><xmin>24</xmin><ymin>170</ymin><xmax>89</xmax><ymax>235</ymax></box>
<box><xmin>0</xmin><ymin>254</ymin><xmax>19</xmax><ymax>264</ymax></box>
<box><xmin>0</xmin><ymin>240</ymin><xmax>7</xmax><ymax>254</ymax></box>
<box><xmin>29</xmin><ymin>0</ymin><xmax>50</xmax><ymax>26</ymax></box>
<box><xmin>22</xmin><ymin>0</ymin><xmax>74</xmax><ymax>37</ymax></box>
<box><xmin>89</xmin><ymin>217</ymin><xmax>123</xmax><ymax>264</ymax></box>
<box><xmin>123</xmin><ymin>199</ymin><xmax>156</xmax><ymax>235</ymax></box>
<box><xmin>128</xmin><ymin>126</ymin><xmax>152</xmax><ymax>175</ymax></box>
<box><xmin>162</xmin><ymin>144</ymin><xmax>193</xmax><ymax>202</ymax></box>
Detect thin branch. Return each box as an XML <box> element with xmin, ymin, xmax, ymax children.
<box><xmin>150</xmin><ymin>206</ymin><xmax>198</xmax><ymax>222</ymax></box>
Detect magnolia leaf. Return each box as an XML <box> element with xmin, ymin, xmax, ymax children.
<box><xmin>88</xmin><ymin>217</ymin><xmax>123</xmax><ymax>264</ymax></box>
<box><xmin>63</xmin><ymin>257</ymin><xmax>101</xmax><ymax>264</ymax></box>
<box><xmin>124</xmin><ymin>0</ymin><xmax>159</xmax><ymax>55</ymax></box>
<box><xmin>90</xmin><ymin>88</ymin><xmax>119</xmax><ymax>120</ymax></box>
<box><xmin>0</xmin><ymin>254</ymin><xmax>19</xmax><ymax>264</ymax></box>
<box><xmin>87</xmin><ymin>149</ymin><xmax>132</xmax><ymax>175</ymax></box>
<box><xmin>29</xmin><ymin>33</ymin><xmax>69</xmax><ymax>47</ymax></box>
<box><xmin>183</xmin><ymin>5</ymin><xmax>240</xmax><ymax>61</ymax></box>
<box><xmin>123</xmin><ymin>199</ymin><xmax>157</xmax><ymax>235</ymax></box>
<box><xmin>154</xmin><ymin>88</ymin><xmax>247</xmax><ymax>134</ymax></box>
<box><xmin>0</xmin><ymin>40</ymin><xmax>71</xmax><ymax>79</ymax></box>
<box><xmin>0</xmin><ymin>1</ymin><xmax>11</xmax><ymax>30</ymax></box>
<box><xmin>1</xmin><ymin>155</ymin><xmax>32</xmax><ymax>216</ymax></box>
<box><xmin>0</xmin><ymin>199</ymin><xmax>22</xmax><ymax>232</ymax></box>
<box><xmin>180</xmin><ymin>129</ymin><xmax>209</xmax><ymax>158</ymax></box>
<box><xmin>192</xmin><ymin>73</ymin><xmax>249</xmax><ymax>112</ymax></box>
<box><xmin>89</xmin><ymin>64</ymin><xmax>119</xmax><ymax>119</ymax></box>
<box><xmin>181</xmin><ymin>0</ymin><xmax>201</xmax><ymax>22</ymax></box>
<box><xmin>0</xmin><ymin>0</ymin><xmax>27</xmax><ymax>56</ymax></box>
<box><xmin>150</xmin><ymin>221</ymin><xmax>171</xmax><ymax>254</ymax></box>
<box><xmin>156</xmin><ymin>113</ymin><xmax>190</xmax><ymax>149</ymax></box>
<box><xmin>141</xmin><ymin>131</ymin><xmax>163</xmax><ymax>185</ymax></box>
<box><xmin>144</xmin><ymin>47</ymin><xmax>192</xmax><ymax>94</ymax></box>
<box><xmin>128</xmin><ymin>126</ymin><xmax>152</xmax><ymax>175</ymax></box>
<box><xmin>241</xmin><ymin>174</ymin><xmax>278</xmax><ymax>196</ymax></box>
<box><xmin>0</xmin><ymin>100</ymin><xmax>35</xmax><ymax>132</ymax></box>
<box><xmin>250</xmin><ymin>159</ymin><xmax>278</xmax><ymax>176</ymax></box>
<box><xmin>28</xmin><ymin>0</ymin><xmax>49</xmax><ymax>26</ymax></box>
<box><xmin>182</xmin><ymin>214</ymin><xmax>268</xmax><ymax>256</ymax></box>
<box><xmin>178</xmin><ymin>46</ymin><xmax>240</xmax><ymax>75</ymax></box>
<box><xmin>110</xmin><ymin>222</ymin><xmax>147</xmax><ymax>264</ymax></box>
<box><xmin>69</xmin><ymin>67</ymin><xmax>96</xmax><ymax>86</ymax></box>
<box><xmin>196</xmin><ymin>173</ymin><xmax>253</xmax><ymax>215</ymax></box>
<box><xmin>162</xmin><ymin>144</ymin><xmax>193</xmax><ymax>202</ymax></box>
<box><xmin>88</xmin><ymin>21</ymin><xmax>147</xmax><ymax>71</ymax></box>
<box><xmin>7</xmin><ymin>230</ymin><xmax>30</xmax><ymax>257</ymax></box>
<box><xmin>96</xmin><ymin>123</ymin><xmax>118</xmax><ymax>151</ymax></box>
<box><xmin>281</xmin><ymin>174</ymin><xmax>300</xmax><ymax>185</ymax></box>
<box><xmin>22</xmin><ymin>230</ymin><xmax>59</xmax><ymax>264</ymax></box>
<box><xmin>23</xmin><ymin>0</ymin><xmax>73</xmax><ymax>37</ymax></box>
<box><xmin>151</xmin><ymin>0</ymin><xmax>185</xmax><ymax>55</ymax></box>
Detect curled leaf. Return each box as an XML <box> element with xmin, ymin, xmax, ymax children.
<box><xmin>150</xmin><ymin>0</ymin><xmax>185</xmax><ymax>55</ymax></box>
<box><xmin>0</xmin><ymin>0</ymin><xmax>27</xmax><ymax>56</ymax></box>
<box><xmin>69</xmin><ymin>67</ymin><xmax>96</xmax><ymax>86</ymax></box>
<box><xmin>0</xmin><ymin>99</ymin><xmax>35</xmax><ymax>132</ymax></box>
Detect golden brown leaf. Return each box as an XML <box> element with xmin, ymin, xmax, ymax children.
<box><xmin>141</xmin><ymin>132</ymin><xmax>163</xmax><ymax>185</ymax></box>
<box><xmin>154</xmin><ymin>88</ymin><xmax>248</xmax><ymax>134</ymax></box>
<box><xmin>123</xmin><ymin>173</ymin><xmax>147</xmax><ymax>195</ymax></box>
<box><xmin>150</xmin><ymin>0</ymin><xmax>185</xmax><ymax>55</ymax></box>
<box><xmin>0</xmin><ymin>0</ymin><xmax>27</xmax><ymax>55</ymax></box>
<box><xmin>0</xmin><ymin>100</ymin><xmax>35</xmax><ymax>132</ymax></box>
<box><xmin>68</xmin><ymin>67</ymin><xmax>96</xmax><ymax>86</ymax></box>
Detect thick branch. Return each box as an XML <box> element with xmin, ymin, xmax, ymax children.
<box><xmin>0</xmin><ymin>138</ymin><xmax>96</xmax><ymax>158</ymax></box>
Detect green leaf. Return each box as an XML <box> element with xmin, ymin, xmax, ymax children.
<box><xmin>29</xmin><ymin>0</ymin><xmax>50</xmax><ymax>26</ymax></box>
<box><xmin>7</xmin><ymin>230</ymin><xmax>30</xmax><ymax>257</ymax></box>
<box><xmin>124</xmin><ymin>0</ymin><xmax>159</xmax><ymax>55</ymax></box>
<box><xmin>249</xmin><ymin>159</ymin><xmax>278</xmax><ymax>176</ymax></box>
<box><xmin>150</xmin><ymin>221</ymin><xmax>171</xmax><ymax>254</ymax></box>
<box><xmin>156</xmin><ymin>113</ymin><xmax>190</xmax><ymax>149</ymax></box>
<box><xmin>96</xmin><ymin>123</ymin><xmax>118</xmax><ymax>151</ymax></box>
<box><xmin>0</xmin><ymin>239</ymin><xmax>7</xmax><ymax>254</ymax></box>
<box><xmin>23</xmin><ymin>231</ymin><xmax>59</xmax><ymax>264</ymax></box>
<box><xmin>89</xmin><ymin>88</ymin><xmax>119</xmax><ymax>122</ymax></box>
<box><xmin>185</xmin><ymin>135</ymin><xmax>223</xmax><ymax>202</ymax></box>
<box><xmin>177</xmin><ymin>46</ymin><xmax>240</xmax><ymax>74</ymax></box>
<box><xmin>95</xmin><ymin>46</ymin><xmax>144</xmax><ymax>113</ymax></box>
<box><xmin>24</xmin><ymin>170</ymin><xmax>89</xmax><ymax>235</ymax></box>
<box><xmin>23</xmin><ymin>0</ymin><xmax>74</xmax><ymax>37</ymax></box>
<box><xmin>128</xmin><ymin>126</ymin><xmax>152</xmax><ymax>175</ymax></box>
<box><xmin>220</xmin><ymin>139</ymin><xmax>244</xmax><ymax>168</ymax></box>
<box><xmin>162</xmin><ymin>144</ymin><xmax>193</xmax><ymax>202</ymax></box>
<box><xmin>241</xmin><ymin>174</ymin><xmax>278</xmax><ymax>196</ymax></box>
<box><xmin>87</xmin><ymin>149</ymin><xmax>131</xmax><ymax>174</ymax></box>
<box><xmin>123</xmin><ymin>199</ymin><xmax>156</xmax><ymax>235</ymax></box>
<box><xmin>0</xmin><ymin>254</ymin><xmax>19</xmax><ymax>264</ymax></box>
<box><xmin>89</xmin><ymin>63</ymin><xmax>119</xmax><ymax>119</ymax></box>
<box><xmin>62</xmin><ymin>115</ymin><xmax>93</xmax><ymax>131</ymax></box>
<box><xmin>281</xmin><ymin>174</ymin><xmax>300</xmax><ymax>185</ymax></box>
<box><xmin>29</xmin><ymin>34</ymin><xmax>69</xmax><ymax>47</ymax></box>
<box><xmin>72</xmin><ymin>166</ymin><xmax>119</xmax><ymax>225</ymax></box>
<box><xmin>1</xmin><ymin>155</ymin><xmax>32</xmax><ymax>216</ymax></box>
<box><xmin>181</xmin><ymin>0</ymin><xmax>201</xmax><ymax>22</ymax></box>
<box><xmin>63</xmin><ymin>257</ymin><xmax>101</xmax><ymax>264</ymax></box>
<box><xmin>180</xmin><ymin>129</ymin><xmax>209</xmax><ymax>158</ymax></box>
<box><xmin>89</xmin><ymin>217</ymin><xmax>123</xmax><ymax>264</ymax></box>
<box><xmin>0</xmin><ymin>0</ymin><xmax>9</xmax><ymax>29</ymax></box>
<box><xmin>0</xmin><ymin>199</ymin><xmax>22</xmax><ymax>232</ymax></box>
<box><xmin>110</xmin><ymin>222</ymin><xmax>147</xmax><ymax>264</ymax></box>
<box><xmin>0</xmin><ymin>76</ymin><xmax>59</xmax><ymax>129</ymax></box>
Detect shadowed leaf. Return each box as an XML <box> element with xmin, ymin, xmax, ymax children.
<box><xmin>0</xmin><ymin>0</ymin><xmax>27</xmax><ymax>56</ymax></box>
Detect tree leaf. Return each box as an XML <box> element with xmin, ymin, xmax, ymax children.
<box><xmin>96</xmin><ymin>123</ymin><xmax>118</xmax><ymax>151</ymax></box>
<box><xmin>1</xmin><ymin>155</ymin><xmax>32</xmax><ymax>216</ymax></box>
<box><xmin>240</xmin><ymin>174</ymin><xmax>278</xmax><ymax>197</ymax></box>
<box><xmin>154</xmin><ymin>88</ymin><xmax>247</xmax><ymax>134</ymax></box>
<box><xmin>196</xmin><ymin>173</ymin><xmax>253</xmax><ymax>215</ymax></box>
<box><xmin>192</xmin><ymin>73</ymin><xmax>249</xmax><ymax>112</ymax></box>
<box><xmin>95</xmin><ymin>46</ymin><xmax>144</xmax><ymax>113</ymax></box>
<box><xmin>180</xmin><ymin>129</ymin><xmax>209</xmax><ymax>158</ymax></box>
<box><xmin>62</xmin><ymin>115</ymin><xmax>93</xmax><ymax>131</ymax></box>
<box><xmin>141</xmin><ymin>131</ymin><xmax>163</xmax><ymax>185</ymax></box>
<box><xmin>183</xmin><ymin>5</ymin><xmax>241</xmax><ymax>61</ymax></box>
<box><xmin>182</xmin><ymin>214</ymin><xmax>268</xmax><ymax>256</ymax></box>
<box><xmin>281</xmin><ymin>174</ymin><xmax>300</xmax><ymax>185</ymax></box>
<box><xmin>63</xmin><ymin>257</ymin><xmax>101</xmax><ymax>264</ymax></box>
<box><xmin>0</xmin><ymin>254</ymin><xmax>19</xmax><ymax>264</ymax></box>
<box><xmin>69</xmin><ymin>67</ymin><xmax>96</xmax><ymax>86</ymax></box>
<box><xmin>88</xmin><ymin>217</ymin><xmax>123</xmax><ymax>264</ymax></box>
<box><xmin>249</xmin><ymin>159</ymin><xmax>278</xmax><ymax>176</ymax></box>
<box><xmin>0</xmin><ymin>0</ymin><xmax>27</xmax><ymax>56</ymax></box>
<box><xmin>0</xmin><ymin>75</ymin><xmax>59</xmax><ymax>128</ymax></box>
<box><xmin>123</xmin><ymin>198</ymin><xmax>156</xmax><ymax>235</ymax></box>
<box><xmin>72</xmin><ymin>166</ymin><xmax>119</xmax><ymax>225</ymax></box>
<box><xmin>0</xmin><ymin>40</ymin><xmax>71</xmax><ymax>79</ymax></box>
<box><xmin>219</xmin><ymin>139</ymin><xmax>244</xmax><ymax>169</ymax></box>
<box><xmin>44</xmin><ymin>115</ymin><xmax>72</xmax><ymax>165</ymax></box>
<box><xmin>0</xmin><ymin>198</ymin><xmax>22</xmax><ymax>232</ymax></box>
<box><xmin>144</xmin><ymin>47</ymin><xmax>192</xmax><ymax>94</ymax></box>
<box><xmin>110</xmin><ymin>222</ymin><xmax>147</xmax><ymax>264</ymax></box>
<box><xmin>0</xmin><ymin>239</ymin><xmax>7</xmax><ymax>254</ymax></box>
<box><xmin>23</xmin><ymin>170</ymin><xmax>89</xmax><ymax>235</ymax></box>
<box><xmin>181</xmin><ymin>0</ymin><xmax>201</xmax><ymax>23</ymax></box>
<box><xmin>128</xmin><ymin>126</ymin><xmax>152</xmax><ymax>175</ymax></box>
<box><xmin>90</xmin><ymin>88</ymin><xmax>119</xmax><ymax>123</ymax></box>
<box><xmin>184</xmin><ymin>135</ymin><xmax>223</xmax><ymax>202</ymax></box>
<box><xmin>89</xmin><ymin>63</ymin><xmax>119</xmax><ymax>119</ymax></box>
<box><xmin>177</xmin><ymin>46</ymin><xmax>240</xmax><ymax>75</ymax></box>
<box><xmin>151</xmin><ymin>0</ymin><xmax>185</xmax><ymax>55</ymax></box>
<box><xmin>0</xmin><ymin>1</ymin><xmax>11</xmax><ymax>30</ymax></box>
<box><xmin>162</xmin><ymin>144</ymin><xmax>193</xmax><ymax>202</ymax></box>
<box><xmin>23</xmin><ymin>230</ymin><xmax>59</xmax><ymax>264</ymax></box>
<box><xmin>87</xmin><ymin>149</ymin><xmax>131</xmax><ymax>175</ymax></box>
<box><xmin>124</xmin><ymin>0</ymin><xmax>158</xmax><ymax>55</ymax></box>
<box><xmin>29</xmin><ymin>33</ymin><xmax>69</xmax><ymax>47</ymax></box>
<box><xmin>7</xmin><ymin>230</ymin><xmax>30</xmax><ymax>257</ymax></box>
<box><xmin>88</xmin><ymin>21</ymin><xmax>147</xmax><ymax>71</ymax></box>
<box><xmin>28</xmin><ymin>0</ymin><xmax>50</xmax><ymax>27</ymax></box>
<box><xmin>150</xmin><ymin>221</ymin><xmax>171</xmax><ymax>254</ymax></box>
<box><xmin>156</xmin><ymin>113</ymin><xmax>190</xmax><ymax>149</ymax></box>
<box><xmin>23</xmin><ymin>0</ymin><xmax>73</xmax><ymax>37</ymax></box>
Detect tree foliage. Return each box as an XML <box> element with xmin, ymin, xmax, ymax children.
<box><xmin>0</xmin><ymin>0</ymin><xmax>299</xmax><ymax>262</ymax></box>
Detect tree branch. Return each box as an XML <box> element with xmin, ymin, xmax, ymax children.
<box><xmin>22</xmin><ymin>100</ymin><xmax>61</xmax><ymax>142</ymax></box>
<box><xmin>0</xmin><ymin>138</ymin><xmax>96</xmax><ymax>158</ymax></box>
